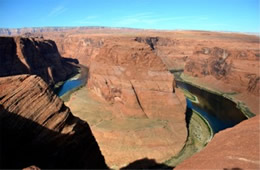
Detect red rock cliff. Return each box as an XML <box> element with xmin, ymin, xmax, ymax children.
<box><xmin>88</xmin><ymin>37</ymin><xmax>186</xmax><ymax>119</ymax></box>
<box><xmin>0</xmin><ymin>36</ymin><xmax>78</xmax><ymax>85</ymax></box>
<box><xmin>0</xmin><ymin>75</ymin><xmax>107</xmax><ymax>169</ymax></box>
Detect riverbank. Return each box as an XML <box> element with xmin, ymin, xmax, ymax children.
<box><xmin>164</xmin><ymin>109</ymin><xmax>213</xmax><ymax>167</ymax></box>
<box><xmin>164</xmin><ymin>70</ymin><xmax>254</xmax><ymax>167</ymax></box>
<box><xmin>179</xmin><ymin>73</ymin><xmax>256</xmax><ymax>118</ymax></box>
<box><xmin>55</xmin><ymin>64</ymin><xmax>89</xmax><ymax>101</ymax></box>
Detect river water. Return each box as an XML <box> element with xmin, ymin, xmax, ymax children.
<box><xmin>56</xmin><ymin>64</ymin><xmax>88</xmax><ymax>97</ymax></box>
<box><xmin>176</xmin><ymin>80</ymin><xmax>248</xmax><ymax>133</ymax></box>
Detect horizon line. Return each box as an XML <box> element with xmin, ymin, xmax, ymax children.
<box><xmin>0</xmin><ymin>25</ymin><xmax>259</xmax><ymax>35</ymax></box>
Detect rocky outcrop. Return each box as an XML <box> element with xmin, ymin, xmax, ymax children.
<box><xmin>0</xmin><ymin>75</ymin><xmax>107</xmax><ymax>169</ymax></box>
<box><xmin>0</xmin><ymin>36</ymin><xmax>78</xmax><ymax>86</ymax></box>
<box><xmin>185</xmin><ymin>47</ymin><xmax>232</xmax><ymax>79</ymax></box>
<box><xmin>176</xmin><ymin>115</ymin><xmax>260</xmax><ymax>169</ymax></box>
<box><xmin>88</xmin><ymin>37</ymin><xmax>186</xmax><ymax>119</ymax></box>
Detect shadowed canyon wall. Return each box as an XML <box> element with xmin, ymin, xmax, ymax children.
<box><xmin>0</xmin><ymin>36</ymin><xmax>78</xmax><ymax>86</ymax></box>
<box><xmin>0</xmin><ymin>75</ymin><xmax>107</xmax><ymax>169</ymax></box>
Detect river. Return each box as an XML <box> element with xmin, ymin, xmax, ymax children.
<box><xmin>55</xmin><ymin>64</ymin><xmax>88</xmax><ymax>97</ymax></box>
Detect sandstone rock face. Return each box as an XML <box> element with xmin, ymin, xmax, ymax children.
<box><xmin>176</xmin><ymin>115</ymin><xmax>260</xmax><ymax>169</ymax></box>
<box><xmin>0</xmin><ymin>75</ymin><xmax>107</xmax><ymax>169</ymax></box>
<box><xmin>184</xmin><ymin>45</ymin><xmax>259</xmax><ymax>95</ymax></box>
<box><xmin>50</xmin><ymin>34</ymin><xmax>104</xmax><ymax>66</ymax></box>
<box><xmin>88</xmin><ymin>37</ymin><xmax>185</xmax><ymax>119</ymax></box>
<box><xmin>0</xmin><ymin>36</ymin><xmax>78</xmax><ymax>85</ymax></box>
<box><xmin>82</xmin><ymin>37</ymin><xmax>187</xmax><ymax>167</ymax></box>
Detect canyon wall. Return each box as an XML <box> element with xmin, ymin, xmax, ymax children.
<box><xmin>48</xmin><ymin>34</ymin><xmax>104</xmax><ymax>66</ymax></box>
<box><xmin>136</xmin><ymin>32</ymin><xmax>260</xmax><ymax>115</ymax></box>
<box><xmin>0</xmin><ymin>75</ymin><xmax>107</xmax><ymax>169</ymax></box>
<box><xmin>46</xmin><ymin>30</ymin><xmax>259</xmax><ymax>115</ymax></box>
<box><xmin>0</xmin><ymin>36</ymin><xmax>78</xmax><ymax>86</ymax></box>
<box><xmin>87</xmin><ymin>37</ymin><xmax>187</xmax><ymax>119</ymax></box>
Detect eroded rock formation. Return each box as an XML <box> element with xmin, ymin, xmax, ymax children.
<box><xmin>65</xmin><ymin>37</ymin><xmax>188</xmax><ymax>167</ymax></box>
<box><xmin>176</xmin><ymin>115</ymin><xmax>260</xmax><ymax>169</ymax></box>
<box><xmin>0</xmin><ymin>36</ymin><xmax>78</xmax><ymax>86</ymax></box>
<box><xmin>0</xmin><ymin>75</ymin><xmax>107</xmax><ymax>169</ymax></box>
<box><xmin>87</xmin><ymin>37</ymin><xmax>186</xmax><ymax>119</ymax></box>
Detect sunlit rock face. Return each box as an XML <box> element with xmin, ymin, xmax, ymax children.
<box><xmin>0</xmin><ymin>36</ymin><xmax>78</xmax><ymax>86</ymax></box>
<box><xmin>176</xmin><ymin>115</ymin><xmax>260</xmax><ymax>170</ymax></box>
<box><xmin>88</xmin><ymin>37</ymin><xmax>186</xmax><ymax>119</ymax></box>
<box><xmin>84</xmin><ymin>37</ymin><xmax>187</xmax><ymax>167</ymax></box>
<box><xmin>0</xmin><ymin>75</ymin><xmax>107</xmax><ymax>169</ymax></box>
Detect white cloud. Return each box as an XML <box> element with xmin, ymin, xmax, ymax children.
<box><xmin>75</xmin><ymin>16</ymin><xmax>98</xmax><ymax>24</ymax></box>
<box><xmin>48</xmin><ymin>6</ymin><xmax>67</xmax><ymax>17</ymax></box>
<box><xmin>113</xmin><ymin>13</ymin><xmax>209</xmax><ymax>27</ymax></box>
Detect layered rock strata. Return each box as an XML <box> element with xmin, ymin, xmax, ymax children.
<box><xmin>0</xmin><ymin>75</ymin><xmax>107</xmax><ymax>169</ymax></box>
<box><xmin>81</xmin><ymin>37</ymin><xmax>187</xmax><ymax>167</ymax></box>
<box><xmin>88</xmin><ymin>37</ymin><xmax>186</xmax><ymax>119</ymax></box>
<box><xmin>0</xmin><ymin>36</ymin><xmax>78</xmax><ymax>86</ymax></box>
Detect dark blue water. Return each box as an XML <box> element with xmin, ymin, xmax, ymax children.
<box><xmin>186</xmin><ymin>99</ymin><xmax>235</xmax><ymax>133</ymax></box>
<box><xmin>177</xmin><ymin>80</ymin><xmax>247</xmax><ymax>134</ymax></box>
<box><xmin>57</xmin><ymin>79</ymin><xmax>83</xmax><ymax>96</ymax></box>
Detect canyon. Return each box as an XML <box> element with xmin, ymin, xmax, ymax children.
<box><xmin>0</xmin><ymin>27</ymin><xmax>259</xmax><ymax>169</ymax></box>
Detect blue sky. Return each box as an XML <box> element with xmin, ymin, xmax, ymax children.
<box><xmin>0</xmin><ymin>0</ymin><xmax>259</xmax><ymax>32</ymax></box>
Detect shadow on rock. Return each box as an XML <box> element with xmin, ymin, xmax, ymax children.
<box><xmin>0</xmin><ymin>105</ymin><xmax>108</xmax><ymax>169</ymax></box>
<box><xmin>121</xmin><ymin>158</ymin><xmax>173</xmax><ymax>169</ymax></box>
